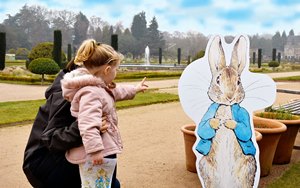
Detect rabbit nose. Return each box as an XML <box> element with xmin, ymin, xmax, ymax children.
<box><xmin>226</xmin><ymin>96</ymin><xmax>235</xmax><ymax>103</ymax></box>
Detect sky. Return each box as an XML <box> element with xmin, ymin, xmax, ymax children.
<box><xmin>0</xmin><ymin>0</ymin><xmax>300</xmax><ymax>36</ymax></box>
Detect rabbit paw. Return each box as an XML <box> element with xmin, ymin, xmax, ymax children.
<box><xmin>225</xmin><ymin>120</ymin><xmax>237</xmax><ymax>129</ymax></box>
<box><xmin>210</xmin><ymin>118</ymin><xmax>220</xmax><ymax>129</ymax></box>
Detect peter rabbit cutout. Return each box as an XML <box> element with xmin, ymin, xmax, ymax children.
<box><xmin>178</xmin><ymin>35</ymin><xmax>276</xmax><ymax>188</ymax></box>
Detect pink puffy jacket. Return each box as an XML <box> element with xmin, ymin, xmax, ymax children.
<box><xmin>61</xmin><ymin>68</ymin><xmax>136</xmax><ymax>164</ymax></box>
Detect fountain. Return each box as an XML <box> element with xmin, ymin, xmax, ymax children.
<box><xmin>145</xmin><ymin>46</ymin><xmax>150</xmax><ymax>65</ymax></box>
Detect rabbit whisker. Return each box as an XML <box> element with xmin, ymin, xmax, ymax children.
<box><xmin>243</xmin><ymin>79</ymin><xmax>262</xmax><ymax>90</ymax></box>
<box><xmin>245</xmin><ymin>84</ymin><xmax>274</xmax><ymax>92</ymax></box>
<box><xmin>244</xmin><ymin>96</ymin><xmax>269</xmax><ymax>103</ymax></box>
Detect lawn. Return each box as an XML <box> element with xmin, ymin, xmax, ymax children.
<box><xmin>0</xmin><ymin>90</ymin><xmax>179</xmax><ymax>126</ymax></box>
<box><xmin>267</xmin><ymin>161</ymin><xmax>300</xmax><ymax>188</ymax></box>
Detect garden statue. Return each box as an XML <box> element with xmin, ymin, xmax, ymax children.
<box><xmin>178</xmin><ymin>35</ymin><xmax>276</xmax><ymax>188</ymax></box>
<box><xmin>145</xmin><ymin>46</ymin><xmax>150</xmax><ymax>65</ymax></box>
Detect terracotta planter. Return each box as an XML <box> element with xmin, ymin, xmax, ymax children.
<box><xmin>181</xmin><ymin>124</ymin><xmax>263</xmax><ymax>173</ymax></box>
<box><xmin>181</xmin><ymin>124</ymin><xmax>197</xmax><ymax>173</ymax></box>
<box><xmin>254</xmin><ymin>112</ymin><xmax>300</xmax><ymax>164</ymax></box>
<box><xmin>253</xmin><ymin>116</ymin><xmax>287</xmax><ymax>177</ymax></box>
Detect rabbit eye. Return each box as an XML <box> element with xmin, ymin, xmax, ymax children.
<box><xmin>216</xmin><ymin>76</ymin><xmax>220</xmax><ymax>85</ymax></box>
<box><xmin>237</xmin><ymin>78</ymin><xmax>241</xmax><ymax>85</ymax></box>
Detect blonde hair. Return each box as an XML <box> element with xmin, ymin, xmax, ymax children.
<box><xmin>74</xmin><ymin>39</ymin><xmax>123</xmax><ymax>69</ymax></box>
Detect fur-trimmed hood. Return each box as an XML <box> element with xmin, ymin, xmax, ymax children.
<box><xmin>61</xmin><ymin>67</ymin><xmax>107</xmax><ymax>102</ymax></box>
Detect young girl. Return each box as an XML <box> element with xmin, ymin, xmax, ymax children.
<box><xmin>61</xmin><ymin>39</ymin><xmax>148</xmax><ymax>188</ymax></box>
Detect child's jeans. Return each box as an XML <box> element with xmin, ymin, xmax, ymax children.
<box><xmin>79</xmin><ymin>154</ymin><xmax>119</xmax><ymax>188</ymax></box>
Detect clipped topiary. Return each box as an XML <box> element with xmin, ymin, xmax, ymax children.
<box><xmin>28</xmin><ymin>58</ymin><xmax>60</xmax><ymax>84</ymax></box>
<box><xmin>28</xmin><ymin>42</ymin><xmax>66</xmax><ymax>68</ymax></box>
<box><xmin>268</xmin><ymin>61</ymin><xmax>280</xmax><ymax>71</ymax></box>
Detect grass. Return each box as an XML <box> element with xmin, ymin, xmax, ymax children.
<box><xmin>0</xmin><ymin>90</ymin><xmax>179</xmax><ymax>126</ymax></box>
<box><xmin>0</xmin><ymin>69</ymin><xmax>182</xmax><ymax>85</ymax></box>
<box><xmin>267</xmin><ymin>161</ymin><xmax>300</xmax><ymax>188</ymax></box>
<box><xmin>273</xmin><ymin>76</ymin><xmax>300</xmax><ymax>81</ymax></box>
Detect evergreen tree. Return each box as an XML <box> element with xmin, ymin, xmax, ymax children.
<box><xmin>278</xmin><ymin>52</ymin><xmax>281</xmax><ymax>63</ymax></box>
<box><xmin>258</xmin><ymin>48</ymin><xmax>262</xmax><ymax>68</ymax></box>
<box><xmin>119</xmin><ymin>28</ymin><xmax>136</xmax><ymax>57</ymax></box>
<box><xmin>74</xmin><ymin>12</ymin><xmax>89</xmax><ymax>47</ymax></box>
<box><xmin>94</xmin><ymin>27</ymin><xmax>102</xmax><ymax>42</ymax></box>
<box><xmin>67</xmin><ymin>44</ymin><xmax>72</xmax><ymax>62</ymax></box>
<box><xmin>102</xmin><ymin>25</ymin><xmax>112</xmax><ymax>44</ymax></box>
<box><xmin>131</xmin><ymin>12</ymin><xmax>148</xmax><ymax>57</ymax></box>
<box><xmin>272</xmin><ymin>48</ymin><xmax>276</xmax><ymax>61</ymax></box>
<box><xmin>272</xmin><ymin>31</ymin><xmax>281</xmax><ymax>51</ymax></box>
<box><xmin>159</xmin><ymin>48</ymin><xmax>162</xmax><ymax>64</ymax></box>
<box><xmin>111</xmin><ymin>34</ymin><xmax>118</xmax><ymax>51</ymax></box>
<box><xmin>53</xmin><ymin>30</ymin><xmax>62</xmax><ymax>67</ymax></box>
<box><xmin>281</xmin><ymin>31</ymin><xmax>287</xmax><ymax>51</ymax></box>
<box><xmin>177</xmin><ymin>48</ymin><xmax>181</xmax><ymax>65</ymax></box>
<box><xmin>0</xmin><ymin>32</ymin><xmax>5</xmax><ymax>70</ymax></box>
<box><xmin>147</xmin><ymin>17</ymin><xmax>163</xmax><ymax>56</ymax></box>
<box><xmin>288</xmin><ymin>29</ymin><xmax>295</xmax><ymax>37</ymax></box>
<box><xmin>131</xmin><ymin>12</ymin><xmax>147</xmax><ymax>40</ymax></box>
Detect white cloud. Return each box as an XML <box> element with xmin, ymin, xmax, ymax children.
<box><xmin>0</xmin><ymin>0</ymin><xmax>300</xmax><ymax>35</ymax></box>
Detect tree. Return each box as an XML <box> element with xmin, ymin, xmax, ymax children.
<box><xmin>147</xmin><ymin>17</ymin><xmax>164</xmax><ymax>56</ymax></box>
<box><xmin>28</xmin><ymin>58</ymin><xmax>60</xmax><ymax>84</ymax></box>
<box><xmin>50</xmin><ymin>10</ymin><xmax>76</xmax><ymax>51</ymax></box>
<box><xmin>131</xmin><ymin>12</ymin><xmax>147</xmax><ymax>40</ymax></box>
<box><xmin>28</xmin><ymin>42</ymin><xmax>66</xmax><ymax>68</ymax></box>
<box><xmin>2</xmin><ymin>5</ymin><xmax>50</xmax><ymax>49</ymax></box>
<box><xmin>74</xmin><ymin>12</ymin><xmax>89</xmax><ymax>47</ymax></box>
<box><xmin>177</xmin><ymin>48</ymin><xmax>181</xmax><ymax>65</ymax></box>
<box><xmin>272</xmin><ymin>48</ymin><xmax>277</xmax><ymax>61</ymax></box>
<box><xmin>159</xmin><ymin>48</ymin><xmax>162</xmax><ymax>64</ymax></box>
<box><xmin>53</xmin><ymin>30</ymin><xmax>62</xmax><ymax>67</ymax></box>
<box><xmin>131</xmin><ymin>12</ymin><xmax>148</xmax><ymax>57</ymax></box>
<box><xmin>258</xmin><ymin>48</ymin><xmax>262</xmax><ymax>68</ymax></box>
<box><xmin>268</xmin><ymin>61</ymin><xmax>280</xmax><ymax>71</ymax></box>
<box><xmin>102</xmin><ymin>25</ymin><xmax>113</xmax><ymax>44</ymax></box>
<box><xmin>288</xmin><ymin>29</ymin><xmax>295</xmax><ymax>37</ymax></box>
<box><xmin>0</xmin><ymin>32</ymin><xmax>6</xmax><ymax>70</ymax></box>
<box><xmin>281</xmin><ymin>31</ymin><xmax>287</xmax><ymax>51</ymax></box>
<box><xmin>94</xmin><ymin>27</ymin><xmax>102</xmax><ymax>42</ymax></box>
<box><xmin>252</xmin><ymin>52</ymin><xmax>256</xmax><ymax>64</ymax></box>
<box><xmin>272</xmin><ymin>32</ymin><xmax>281</xmax><ymax>51</ymax></box>
<box><xmin>119</xmin><ymin>28</ymin><xmax>136</xmax><ymax>57</ymax></box>
<box><xmin>67</xmin><ymin>44</ymin><xmax>72</xmax><ymax>62</ymax></box>
<box><xmin>111</xmin><ymin>34</ymin><xmax>118</xmax><ymax>51</ymax></box>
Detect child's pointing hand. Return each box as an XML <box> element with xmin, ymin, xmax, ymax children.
<box><xmin>135</xmin><ymin>77</ymin><xmax>148</xmax><ymax>93</ymax></box>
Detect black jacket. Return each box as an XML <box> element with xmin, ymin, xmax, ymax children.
<box><xmin>23</xmin><ymin>70</ymin><xmax>82</xmax><ymax>188</ymax></box>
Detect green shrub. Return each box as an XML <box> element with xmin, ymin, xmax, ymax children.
<box><xmin>28</xmin><ymin>42</ymin><xmax>66</xmax><ymax>66</ymax></box>
<box><xmin>268</xmin><ymin>61</ymin><xmax>280</xmax><ymax>71</ymax></box>
<box><xmin>28</xmin><ymin>58</ymin><xmax>60</xmax><ymax>84</ymax></box>
<box><xmin>8</xmin><ymin>48</ymin><xmax>16</xmax><ymax>54</ymax></box>
<box><xmin>15</xmin><ymin>48</ymin><xmax>30</xmax><ymax>60</ymax></box>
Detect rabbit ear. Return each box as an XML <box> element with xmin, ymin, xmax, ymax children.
<box><xmin>208</xmin><ymin>36</ymin><xmax>226</xmax><ymax>74</ymax></box>
<box><xmin>231</xmin><ymin>36</ymin><xmax>247</xmax><ymax>74</ymax></box>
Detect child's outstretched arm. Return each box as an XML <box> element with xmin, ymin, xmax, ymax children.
<box><xmin>135</xmin><ymin>77</ymin><xmax>148</xmax><ymax>93</ymax></box>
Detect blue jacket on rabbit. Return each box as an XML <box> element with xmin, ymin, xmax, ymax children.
<box><xmin>195</xmin><ymin>103</ymin><xmax>256</xmax><ymax>156</ymax></box>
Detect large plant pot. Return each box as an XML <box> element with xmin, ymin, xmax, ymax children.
<box><xmin>254</xmin><ymin>112</ymin><xmax>300</xmax><ymax>164</ymax></box>
<box><xmin>268</xmin><ymin>114</ymin><xmax>300</xmax><ymax>164</ymax></box>
<box><xmin>181</xmin><ymin>124</ymin><xmax>263</xmax><ymax>173</ymax></box>
<box><xmin>181</xmin><ymin>124</ymin><xmax>197</xmax><ymax>173</ymax></box>
<box><xmin>273</xmin><ymin>118</ymin><xmax>300</xmax><ymax>164</ymax></box>
<box><xmin>253</xmin><ymin>116</ymin><xmax>287</xmax><ymax>177</ymax></box>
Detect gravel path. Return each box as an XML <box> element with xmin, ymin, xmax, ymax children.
<box><xmin>0</xmin><ymin>72</ymin><xmax>299</xmax><ymax>188</ymax></box>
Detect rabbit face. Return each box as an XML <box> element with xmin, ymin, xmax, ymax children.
<box><xmin>208</xmin><ymin>67</ymin><xmax>245</xmax><ymax>105</ymax></box>
<box><xmin>207</xmin><ymin>36</ymin><xmax>247</xmax><ymax>106</ymax></box>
